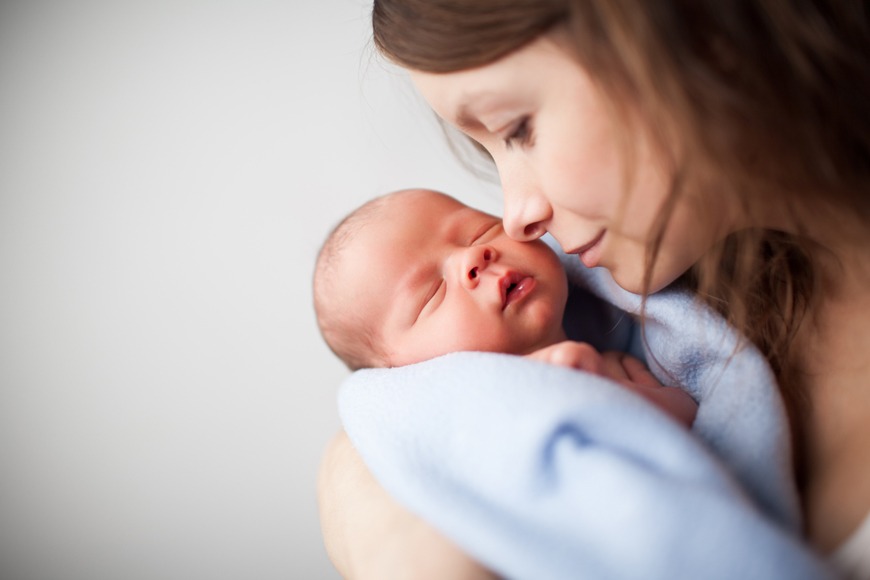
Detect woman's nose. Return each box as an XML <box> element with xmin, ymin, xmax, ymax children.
<box><xmin>501</xmin><ymin>178</ymin><xmax>551</xmax><ymax>242</ymax></box>
<box><xmin>459</xmin><ymin>245</ymin><xmax>497</xmax><ymax>288</ymax></box>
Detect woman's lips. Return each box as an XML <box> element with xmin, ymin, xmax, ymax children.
<box><xmin>500</xmin><ymin>272</ymin><xmax>536</xmax><ymax>310</ymax></box>
<box><xmin>572</xmin><ymin>230</ymin><xmax>606</xmax><ymax>268</ymax></box>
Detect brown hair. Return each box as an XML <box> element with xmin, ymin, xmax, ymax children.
<box><xmin>372</xmin><ymin>0</ymin><xmax>870</xmax><ymax>467</ymax></box>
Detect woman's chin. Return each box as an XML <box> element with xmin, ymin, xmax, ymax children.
<box><xmin>609</xmin><ymin>262</ymin><xmax>685</xmax><ymax>295</ymax></box>
<box><xmin>607</xmin><ymin>269</ymin><xmax>646</xmax><ymax>295</ymax></box>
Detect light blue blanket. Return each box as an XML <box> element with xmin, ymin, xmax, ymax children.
<box><xmin>338</xmin><ymin>239</ymin><xmax>834</xmax><ymax>579</ymax></box>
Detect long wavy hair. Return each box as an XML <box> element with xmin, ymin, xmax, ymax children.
<box><xmin>372</xmin><ymin>0</ymin><xmax>870</xmax><ymax>475</ymax></box>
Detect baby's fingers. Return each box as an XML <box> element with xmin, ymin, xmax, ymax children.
<box><xmin>620</xmin><ymin>355</ymin><xmax>664</xmax><ymax>388</ymax></box>
<box><xmin>553</xmin><ymin>342</ymin><xmax>603</xmax><ymax>373</ymax></box>
<box><xmin>525</xmin><ymin>341</ymin><xmax>603</xmax><ymax>373</ymax></box>
<box><xmin>600</xmin><ymin>351</ymin><xmax>630</xmax><ymax>382</ymax></box>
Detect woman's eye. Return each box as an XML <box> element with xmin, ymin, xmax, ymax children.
<box><xmin>504</xmin><ymin>116</ymin><xmax>532</xmax><ymax>149</ymax></box>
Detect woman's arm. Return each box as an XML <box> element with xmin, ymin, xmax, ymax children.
<box><xmin>317</xmin><ymin>430</ymin><xmax>498</xmax><ymax>580</ymax></box>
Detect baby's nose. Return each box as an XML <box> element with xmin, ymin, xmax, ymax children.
<box><xmin>463</xmin><ymin>246</ymin><xmax>496</xmax><ymax>286</ymax></box>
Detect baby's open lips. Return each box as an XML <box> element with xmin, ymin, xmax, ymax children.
<box><xmin>500</xmin><ymin>271</ymin><xmax>536</xmax><ymax>310</ymax></box>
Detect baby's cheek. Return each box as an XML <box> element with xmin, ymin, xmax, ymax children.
<box><xmin>452</xmin><ymin>321</ymin><xmax>515</xmax><ymax>354</ymax></box>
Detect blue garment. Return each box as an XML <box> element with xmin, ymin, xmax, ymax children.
<box><xmin>339</xmin><ymin>238</ymin><xmax>834</xmax><ymax>579</ymax></box>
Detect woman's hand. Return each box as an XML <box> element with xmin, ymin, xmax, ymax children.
<box><xmin>318</xmin><ymin>430</ymin><xmax>498</xmax><ymax>579</ymax></box>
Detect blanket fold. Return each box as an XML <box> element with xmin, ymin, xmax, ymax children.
<box><xmin>338</xmin><ymin>240</ymin><xmax>832</xmax><ymax>579</ymax></box>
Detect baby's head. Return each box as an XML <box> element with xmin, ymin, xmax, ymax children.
<box><xmin>314</xmin><ymin>189</ymin><xmax>569</xmax><ymax>370</ymax></box>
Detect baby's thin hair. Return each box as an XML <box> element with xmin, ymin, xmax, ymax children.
<box><xmin>313</xmin><ymin>192</ymin><xmax>400</xmax><ymax>371</ymax></box>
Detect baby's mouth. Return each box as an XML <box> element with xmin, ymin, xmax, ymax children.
<box><xmin>501</xmin><ymin>272</ymin><xmax>536</xmax><ymax>310</ymax></box>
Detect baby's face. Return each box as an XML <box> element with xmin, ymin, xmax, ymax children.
<box><xmin>338</xmin><ymin>190</ymin><xmax>569</xmax><ymax>367</ymax></box>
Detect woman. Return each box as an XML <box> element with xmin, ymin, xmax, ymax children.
<box><xmin>320</xmin><ymin>1</ymin><xmax>870</xmax><ymax>577</ymax></box>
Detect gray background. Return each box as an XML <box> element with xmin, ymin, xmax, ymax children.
<box><xmin>0</xmin><ymin>1</ymin><xmax>501</xmax><ymax>578</ymax></box>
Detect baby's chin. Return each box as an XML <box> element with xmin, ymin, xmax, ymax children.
<box><xmin>528</xmin><ymin>301</ymin><xmax>570</xmax><ymax>342</ymax></box>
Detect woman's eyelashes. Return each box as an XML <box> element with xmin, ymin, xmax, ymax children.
<box><xmin>503</xmin><ymin>116</ymin><xmax>532</xmax><ymax>149</ymax></box>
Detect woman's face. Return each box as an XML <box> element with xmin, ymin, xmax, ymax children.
<box><xmin>410</xmin><ymin>30</ymin><xmax>735</xmax><ymax>294</ymax></box>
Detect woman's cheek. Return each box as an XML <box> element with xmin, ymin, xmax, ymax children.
<box><xmin>542</xmin><ymin>159</ymin><xmax>596</xmax><ymax>217</ymax></box>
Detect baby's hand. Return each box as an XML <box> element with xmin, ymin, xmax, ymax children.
<box><xmin>525</xmin><ymin>342</ymin><xmax>652</xmax><ymax>384</ymax></box>
<box><xmin>525</xmin><ymin>342</ymin><xmax>698</xmax><ymax>427</ymax></box>
<box><xmin>524</xmin><ymin>341</ymin><xmax>606</xmax><ymax>374</ymax></box>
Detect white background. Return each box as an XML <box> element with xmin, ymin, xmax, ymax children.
<box><xmin>0</xmin><ymin>1</ymin><xmax>501</xmax><ymax>578</ymax></box>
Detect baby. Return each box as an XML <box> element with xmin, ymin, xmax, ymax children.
<box><xmin>314</xmin><ymin>188</ymin><xmax>697</xmax><ymax>427</ymax></box>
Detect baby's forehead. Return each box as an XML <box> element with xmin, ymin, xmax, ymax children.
<box><xmin>383</xmin><ymin>188</ymin><xmax>467</xmax><ymax>214</ymax></box>
<box><xmin>385</xmin><ymin>190</ymin><xmax>495</xmax><ymax>228</ymax></box>
<box><xmin>334</xmin><ymin>192</ymin><xmax>474</xmax><ymax>316</ymax></box>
